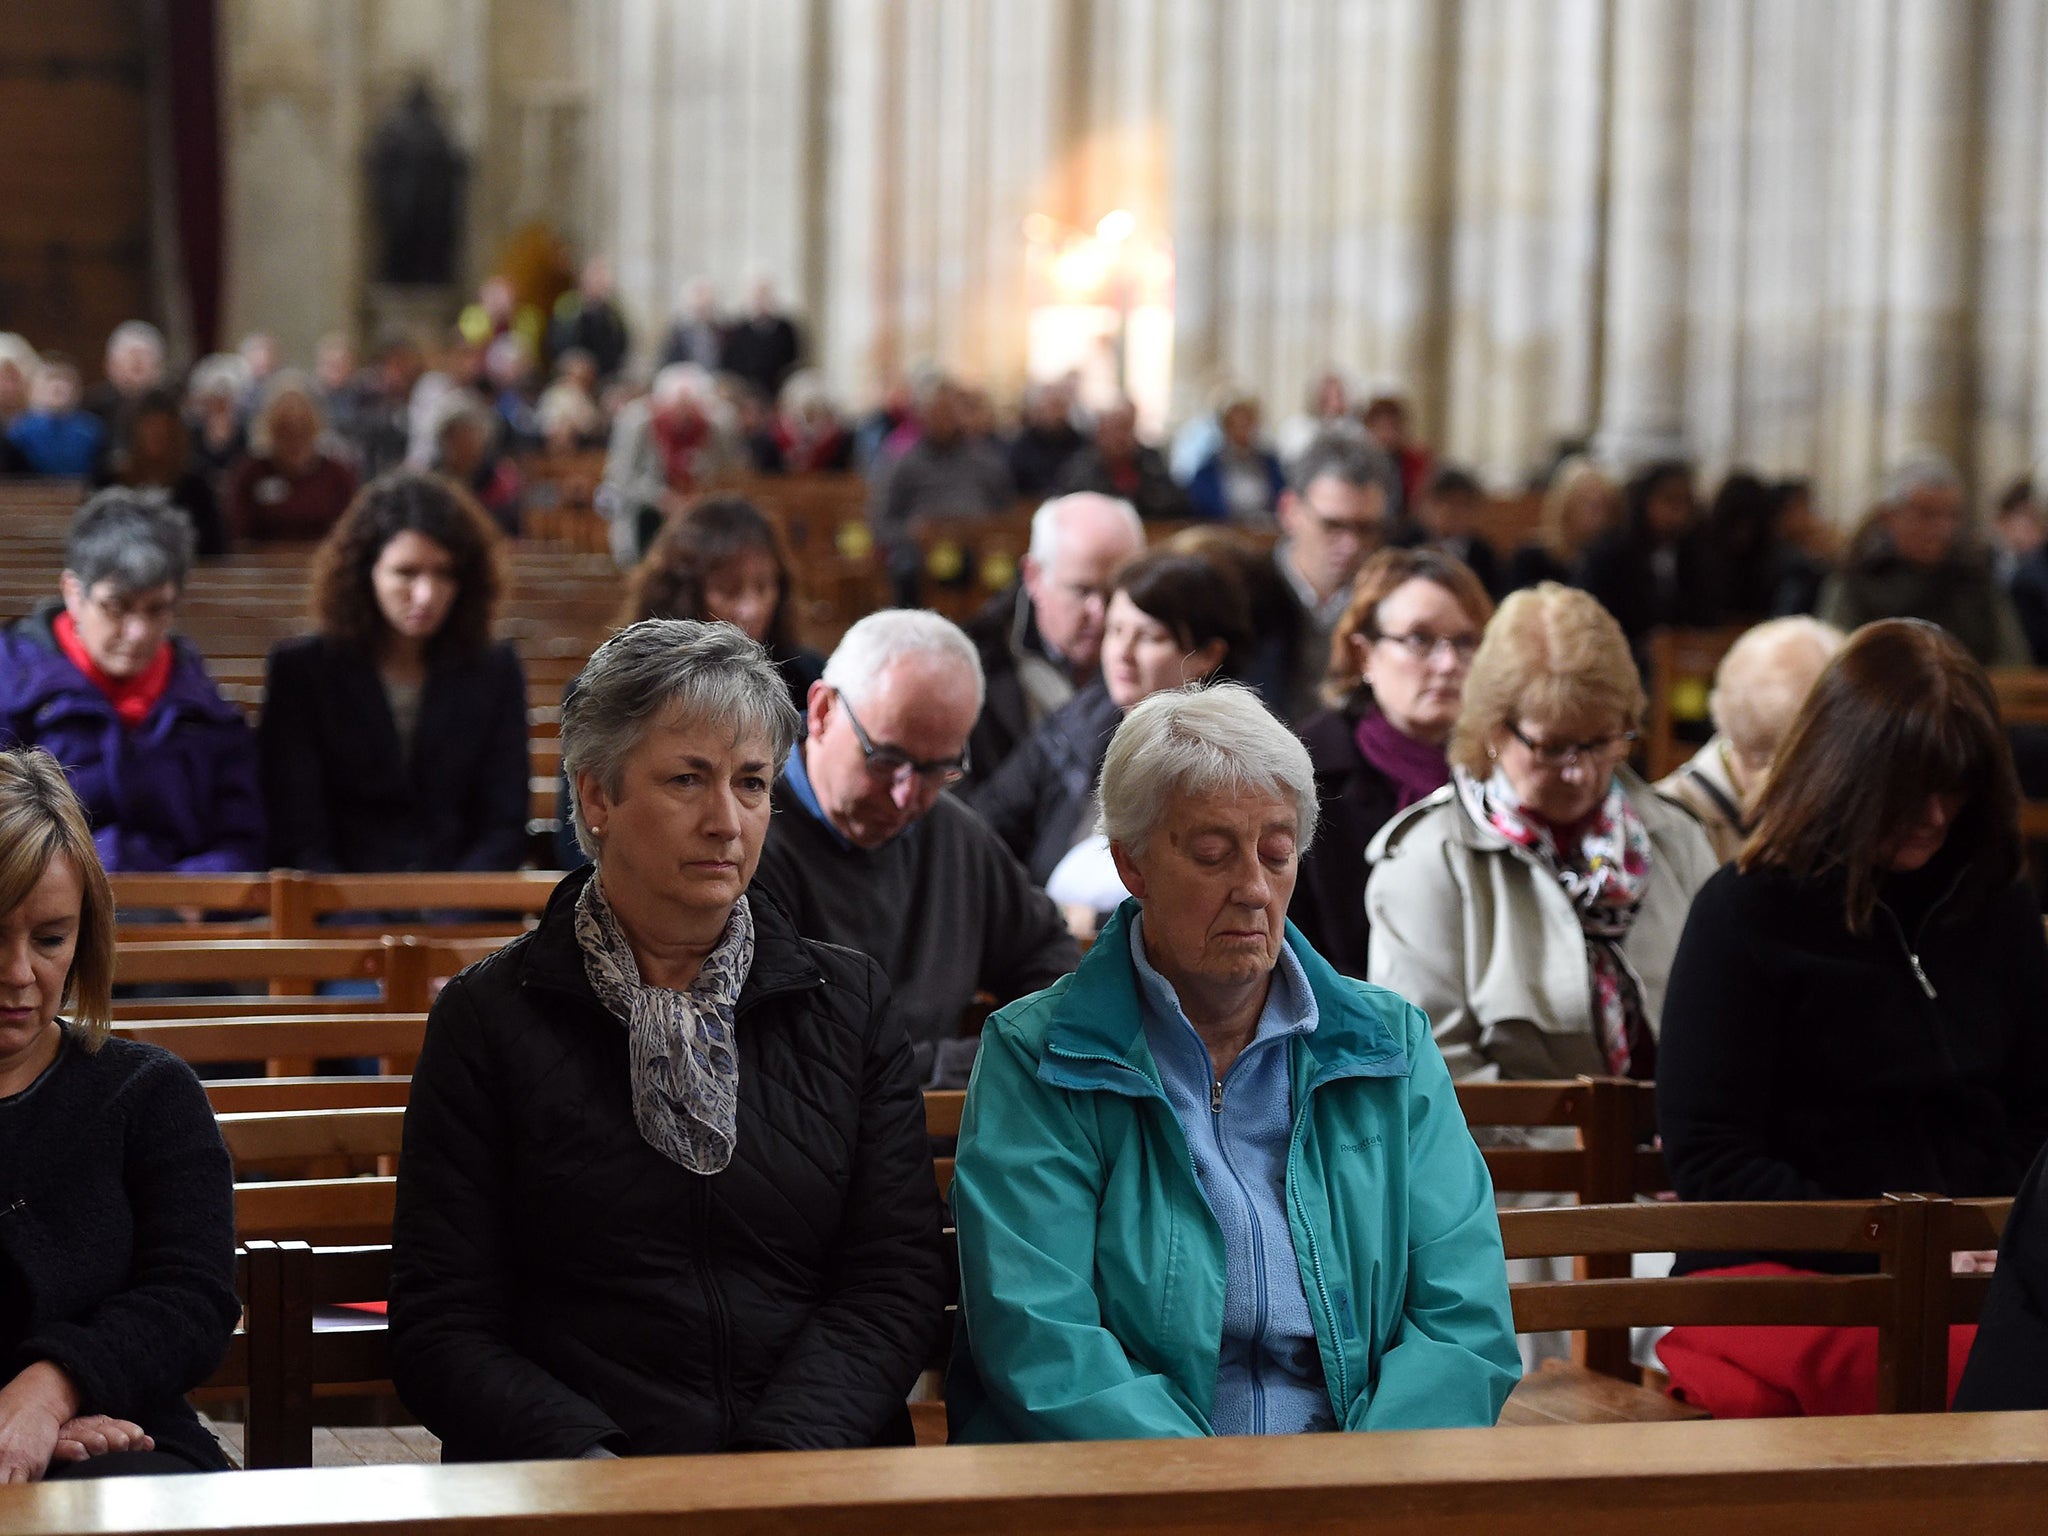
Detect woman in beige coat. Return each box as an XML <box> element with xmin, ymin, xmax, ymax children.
<box><xmin>1366</xmin><ymin>583</ymin><xmax>1719</xmax><ymax>1085</ymax></box>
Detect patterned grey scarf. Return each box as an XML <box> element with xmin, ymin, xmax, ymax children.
<box><xmin>574</xmin><ymin>874</ymin><xmax>753</xmax><ymax>1174</ymax></box>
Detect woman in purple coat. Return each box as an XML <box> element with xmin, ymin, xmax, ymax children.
<box><xmin>0</xmin><ymin>491</ymin><xmax>264</xmax><ymax>872</ymax></box>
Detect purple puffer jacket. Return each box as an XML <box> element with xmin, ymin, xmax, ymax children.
<box><xmin>1</xmin><ymin>602</ymin><xmax>266</xmax><ymax>872</ymax></box>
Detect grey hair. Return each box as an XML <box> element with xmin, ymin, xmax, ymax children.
<box><xmin>186</xmin><ymin>352</ymin><xmax>251</xmax><ymax>404</ymax></box>
<box><xmin>561</xmin><ymin>619</ymin><xmax>802</xmax><ymax>859</ymax></box>
<box><xmin>1881</xmin><ymin>449</ymin><xmax>1963</xmax><ymax>507</ymax></box>
<box><xmin>105</xmin><ymin>320</ymin><xmax>165</xmax><ymax>363</ymax></box>
<box><xmin>821</xmin><ymin>608</ymin><xmax>986</xmax><ymax>712</ymax></box>
<box><xmin>1709</xmin><ymin>615</ymin><xmax>1844</xmax><ymax>757</ymax></box>
<box><xmin>1099</xmin><ymin>682</ymin><xmax>1318</xmax><ymax>856</ymax></box>
<box><xmin>64</xmin><ymin>489</ymin><xmax>195</xmax><ymax>594</ymax></box>
<box><xmin>1028</xmin><ymin>492</ymin><xmax>1144</xmax><ymax>568</ymax></box>
<box><xmin>1290</xmin><ymin>429</ymin><xmax>1401</xmax><ymax>506</ymax></box>
<box><xmin>429</xmin><ymin>388</ymin><xmax>497</xmax><ymax>447</ymax></box>
<box><xmin>247</xmin><ymin>370</ymin><xmax>323</xmax><ymax>457</ymax></box>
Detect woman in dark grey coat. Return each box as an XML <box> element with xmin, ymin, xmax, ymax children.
<box><xmin>0</xmin><ymin>748</ymin><xmax>238</xmax><ymax>1483</ymax></box>
<box><xmin>390</xmin><ymin>620</ymin><xmax>948</xmax><ymax>1461</ymax></box>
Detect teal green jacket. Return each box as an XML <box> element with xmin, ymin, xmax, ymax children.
<box><xmin>947</xmin><ymin>902</ymin><xmax>1519</xmax><ymax>1441</ymax></box>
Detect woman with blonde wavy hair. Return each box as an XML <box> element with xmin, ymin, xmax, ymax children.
<box><xmin>0</xmin><ymin>749</ymin><xmax>238</xmax><ymax>1483</ymax></box>
<box><xmin>1364</xmin><ymin>583</ymin><xmax>1717</xmax><ymax>1084</ymax></box>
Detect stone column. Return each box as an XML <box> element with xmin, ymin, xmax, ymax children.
<box><xmin>1880</xmin><ymin>0</ymin><xmax>1982</xmax><ymax>476</ymax></box>
<box><xmin>1595</xmin><ymin>0</ymin><xmax>1694</xmax><ymax>466</ymax></box>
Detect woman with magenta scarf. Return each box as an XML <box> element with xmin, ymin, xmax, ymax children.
<box><xmin>1289</xmin><ymin>548</ymin><xmax>1494</xmax><ymax>978</ymax></box>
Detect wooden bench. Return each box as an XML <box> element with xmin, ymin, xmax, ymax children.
<box><xmin>112</xmin><ymin>935</ymin><xmax>502</xmax><ymax>1024</ymax></box>
<box><xmin>10</xmin><ymin>1412</ymin><xmax>2048</xmax><ymax>1533</ymax></box>
<box><xmin>1642</xmin><ymin>626</ymin><xmax>1747</xmax><ymax>779</ymax></box>
<box><xmin>1500</xmin><ymin>1197</ymin><xmax>1939</xmax><ymax>1413</ymax></box>
<box><xmin>111</xmin><ymin>870</ymin><xmax>563</xmax><ymax>944</ymax></box>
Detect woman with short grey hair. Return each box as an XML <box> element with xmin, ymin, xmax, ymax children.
<box><xmin>0</xmin><ymin>489</ymin><xmax>263</xmax><ymax>872</ymax></box>
<box><xmin>392</xmin><ymin>618</ymin><xmax>947</xmax><ymax>1462</ymax></box>
<box><xmin>949</xmin><ymin>681</ymin><xmax>1518</xmax><ymax>1442</ymax></box>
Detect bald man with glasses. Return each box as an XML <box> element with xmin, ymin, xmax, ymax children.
<box><xmin>752</xmin><ymin>609</ymin><xmax>1081</xmax><ymax>1086</ymax></box>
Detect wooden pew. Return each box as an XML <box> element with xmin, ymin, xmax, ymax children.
<box><xmin>114</xmin><ymin>1014</ymin><xmax>427</xmax><ymax>1077</ymax></box>
<box><xmin>10</xmin><ymin>1413</ymin><xmax>2048</xmax><ymax>1534</ymax></box>
<box><xmin>112</xmin><ymin>935</ymin><xmax>502</xmax><ymax>1023</ymax></box>
<box><xmin>1499</xmin><ymin>1197</ymin><xmax>1939</xmax><ymax>1414</ymax></box>
<box><xmin>111</xmin><ymin>870</ymin><xmax>563</xmax><ymax>944</ymax></box>
<box><xmin>1642</xmin><ymin>626</ymin><xmax>1747</xmax><ymax>779</ymax></box>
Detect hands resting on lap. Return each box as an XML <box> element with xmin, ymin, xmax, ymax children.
<box><xmin>0</xmin><ymin>1361</ymin><xmax>152</xmax><ymax>1484</ymax></box>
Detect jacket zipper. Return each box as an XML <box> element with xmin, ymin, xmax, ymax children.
<box><xmin>1876</xmin><ymin>869</ymin><xmax>1965</xmax><ymax>1004</ymax></box>
<box><xmin>694</xmin><ymin>1177</ymin><xmax>736</xmax><ymax>1441</ymax></box>
<box><xmin>1211</xmin><ymin>1071</ymin><xmax>1270</xmax><ymax>1436</ymax></box>
<box><xmin>1284</xmin><ymin>1084</ymin><xmax>1348</xmax><ymax>1414</ymax></box>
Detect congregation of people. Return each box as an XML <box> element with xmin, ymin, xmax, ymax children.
<box><xmin>8</xmin><ymin>296</ymin><xmax>2048</xmax><ymax>1486</ymax></box>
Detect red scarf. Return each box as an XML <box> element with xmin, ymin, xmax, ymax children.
<box><xmin>53</xmin><ymin>610</ymin><xmax>173</xmax><ymax>729</ymax></box>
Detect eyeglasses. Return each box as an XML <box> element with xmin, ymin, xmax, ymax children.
<box><xmin>1375</xmin><ymin>631</ymin><xmax>1481</xmax><ymax>664</ymax></box>
<box><xmin>84</xmin><ymin>587</ymin><xmax>178</xmax><ymax>631</ymax></box>
<box><xmin>832</xmin><ymin>688</ymin><xmax>971</xmax><ymax>789</ymax></box>
<box><xmin>1505</xmin><ymin>720</ymin><xmax>1638</xmax><ymax>768</ymax></box>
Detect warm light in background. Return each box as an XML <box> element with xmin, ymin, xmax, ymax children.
<box><xmin>1023</xmin><ymin>210</ymin><xmax>1174</xmax><ymax>437</ymax></box>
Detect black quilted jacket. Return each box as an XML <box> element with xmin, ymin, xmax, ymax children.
<box><xmin>388</xmin><ymin>867</ymin><xmax>948</xmax><ymax>1461</ymax></box>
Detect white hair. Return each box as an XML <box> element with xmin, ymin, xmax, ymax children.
<box><xmin>1709</xmin><ymin>616</ymin><xmax>1844</xmax><ymax>759</ymax></box>
<box><xmin>1028</xmin><ymin>492</ymin><xmax>1145</xmax><ymax>568</ymax></box>
<box><xmin>1881</xmin><ymin>449</ymin><xmax>1962</xmax><ymax>507</ymax></box>
<box><xmin>186</xmin><ymin>352</ymin><xmax>252</xmax><ymax>404</ymax></box>
<box><xmin>1099</xmin><ymin>683</ymin><xmax>1318</xmax><ymax>855</ymax></box>
<box><xmin>822</xmin><ymin>609</ymin><xmax>985</xmax><ymax>712</ymax></box>
<box><xmin>0</xmin><ymin>333</ymin><xmax>38</xmax><ymax>378</ymax></box>
<box><xmin>105</xmin><ymin>320</ymin><xmax>165</xmax><ymax>364</ymax></box>
<box><xmin>653</xmin><ymin>362</ymin><xmax>715</xmax><ymax>409</ymax></box>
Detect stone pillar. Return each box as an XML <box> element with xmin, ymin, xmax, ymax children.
<box><xmin>1880</xmin><ymin>0</ymin><xmax>1982</xmax><ymax>476</ymax></box>
<box><xmin>1595</xmin><ymin>0</ymin><xmax>1694</xmax><ymax>467</ymax></box>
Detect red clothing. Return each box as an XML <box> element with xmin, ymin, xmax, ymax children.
<box><xmin>52</xmin><ymin>610</ymin><xmax>173</xmax><ymax>728</ymax></box>
<box><xmin>222</xmin><ymin>453</ymin><xmax>359</xmax><ymax>542</ymax></box>
<box><xmin>1660</xmin><ymin>1263</ymin><xmax>1977</xmax><ymax>1416</ymax></box>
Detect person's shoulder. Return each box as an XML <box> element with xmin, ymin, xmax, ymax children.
<box><xmin>978</xmin><ymin>969</ymin><xmax>1080</xmax><ymax>1058</ymax></box>
<box><xmin>266</xmin><ymin>632</ymin><xmax>341</xmax><ymax>674</ymax></box>
<box><xmin>72</xmin><ymin>1033</ymin><xmax>211</xmax><ymax>1114</ymax></box>
<box><xmin>1364</xmin><ymin>784</ymin><xmax>1459</xmax><ymax>863</ymax></box>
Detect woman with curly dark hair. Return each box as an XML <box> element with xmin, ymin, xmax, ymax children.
<box><xmin>259</xmin><ymin>470</ymin><xmax>530</xmax><ymax>871</ymax></box>
<box><xmin>554</xmin><ymin>496</ymin><xmax>824</xmax><ymax>868</ymax></box>
<box><xmin>621</xmin><ymin>495</ymin><xmax>825</xmax><ymax>711</ymax></box>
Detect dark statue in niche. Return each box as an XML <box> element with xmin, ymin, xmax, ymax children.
<box><xmin>367</xmin><ymin>81</ymin><xmax>468</xmax><ymax>286</ymax></box>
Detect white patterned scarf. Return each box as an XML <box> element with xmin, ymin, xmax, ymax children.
<box><xmin>574</xmin><ymin>873</ymin><xmax>753</xmax><ymax>1173</ymax></box>
<box><xmin>1454</xmin><ymin>766</ymin><xmax>1655</xmax><ymax>1078</ymax></box>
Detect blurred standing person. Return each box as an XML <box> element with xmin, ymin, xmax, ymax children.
<box><xmin>546</xmin><ymin>255</ymin><xmax>631</xmax><ymax>383</ymax></box>
<box><xmin>657</xmin><ymin>278</ymin><xmax>726</xmax><ymax>371</ymax></box>
<box><xmin>722</xmin><ymin>277</ymin><xmax>803</xmax><ymax>398</ymax></box>
<box><xmin>599</xmin><ymin>364</ymin><xmax>741</xmax><ymax>566</ymax></box>
<box><xmin>81</xmin><ymin>321</ymin><xmax>167</xmax><ymax>440</ymax></box>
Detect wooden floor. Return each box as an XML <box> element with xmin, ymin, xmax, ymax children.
<box><xmin>204</xmin><ymin>1420</ymin><xmax>441</xmax><ymax>1470</ymax></box>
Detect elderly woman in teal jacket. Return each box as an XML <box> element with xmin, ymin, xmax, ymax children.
<box><xmin>948</xmin><ymin>683</ymin><xmax>1518</xmax><ymax>1441</ymax></box>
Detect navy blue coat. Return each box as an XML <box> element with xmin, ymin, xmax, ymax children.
<box><xmin>0</xmin><ymin>602</ymin><xmax>264</xmax><ymax>872</ymax></box>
